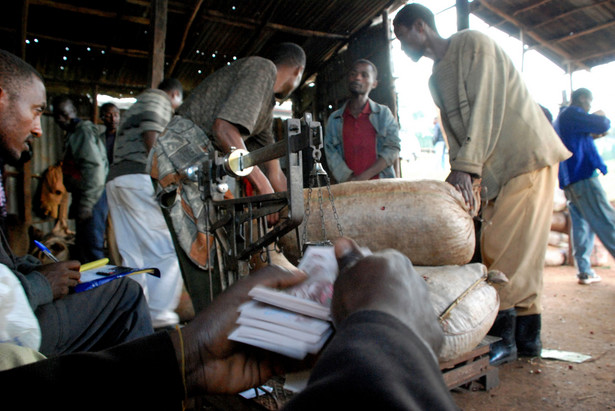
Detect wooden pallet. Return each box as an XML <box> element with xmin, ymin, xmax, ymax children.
<box><xmin>439</xmin><ymin>336</ymin><xmax>499</xmax><ymax>391</ymax></box>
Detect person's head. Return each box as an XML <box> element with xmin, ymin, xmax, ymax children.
<box><xmin>100</xmin><ymin>102</ymin><xmax>120</xmax><ymax>133</ymax></box>
<box><xmin>0</xmin><ymin>49</ymin><xmax>46</xmax><ymax>162</ymax></box>
<box><xmin>158</xmin><ymin>78</ymin><xmax>183</xmax><ymax>110</ymax></box>
<box><xmin>267</xmin><ymin>42</ymin><xmax>306</xmax><ymax>99</ymax></box>
<box><xmin>571</xmin><ymin>88</ymin><xmax>593</xmax><ymax>113</ymax></box>
<box><xmin>348</xmin><ymin>59</ymin><xmax>378</xmax><ymax>97</ymax></box>
<box><xmin>52</xmin><ymin>95</ymin><xmax>78</xmax><ymax>130</ymax></box>
<box><xmin>393</xmin><ymin>3</ymin><xmax>438</xmax><ymax>62</ymax></box>
<box><xmin>539</xmin><ymin>104</ymin><xmax>553</xmax><ymax>123</ymax></box>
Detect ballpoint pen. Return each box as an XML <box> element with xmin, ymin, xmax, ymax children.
<box><xmin>33</xmin><ymin>240</ymin><xmax>60</xmax><ymax>263</ymax></box>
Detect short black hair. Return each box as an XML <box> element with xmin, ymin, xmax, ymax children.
<box><xmin>393</xmin><ymin>3</ymin><xmax>438</xmax><ymax>33</ymax></box>
<box><xmin>0</xmin><ymin>49</ymin><xmax>43</xmax><ymax>101</ymax></box>
<box><xmin>158</xmin><ymin>78</ymin><xmax>183</xmax><ymax>94</ymax></box>
<box><xmin>352</xmin><ymin>59</ymin><xmax>378</xmax><ymax>79</ymax></box>
<box><xmin>266</xmin><ymin>42</ymin><xmax>306</xmax><ymax>68</ymax></box>
<box><xmin>52</xmin><ymin>95</ymin><xmax>75</xmax><ymax>113</ymax></box>
<box><xmin>571</xmin><ymin>88</ymin><xmax>592</xmax><ymax>105</ymax></box>
<box><xmin>100</xmin><ymin>102</ymin><xmax>118</xmax><ymax>112</ymax></box>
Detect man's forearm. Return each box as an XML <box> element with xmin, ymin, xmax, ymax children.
<box><xmin>212</xmin><ymin>118</ymin><xmax>248</xmax><ymax>153</ymax></box>
<box><xmin>353</xmin><ymin>157</ymin><xmax>388</xmax><ymax>181</ymax></box>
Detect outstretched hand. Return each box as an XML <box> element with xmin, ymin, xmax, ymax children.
<box><xmin>172</xmin><ymin>264</ymin><xmax>307</xmax><ymax>396</ymax></box>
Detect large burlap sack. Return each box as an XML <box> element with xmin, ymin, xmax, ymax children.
<box><xmin>278</xmin><ymin>179</ymin><xmax>475</xmax><ymax>266</ymax></box>
<box><xmin>416</xmin><ymin>263</ymin><xmax>499</xmax><ymax>362</ymax></box>
<box><xmin>545</xmin><ymin>245</ymin><xmax>566</xmax><ymax>266</ymax></box>
<box><xmin>252</xmin><ymin>249</ymin><xmax>498</xmax><ymax>362</ymax></box>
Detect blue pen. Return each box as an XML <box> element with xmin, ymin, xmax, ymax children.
<box><xmin>34</xmin><ymin>240</ymin><xmax>59</xmax><ymax>263</ymax></box>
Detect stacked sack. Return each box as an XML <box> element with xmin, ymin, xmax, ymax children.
<box><xmin>547</xmin><ymin>187</ymin><xmax>608</xmax><ymax>267</ymax></box>
<box><xmin>277</xmin><ymin>179</ymin><xmax>500</xmax><ymax>362</ymax></box>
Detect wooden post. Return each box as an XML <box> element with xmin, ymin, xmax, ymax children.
<box><xmin>147</xmin><ymin>0</ymin><xmax>168</xmax><ymax>88</ymax></box>
<box><xmin>93</xmin><ymin>84</ymin><xmax>99</xmax><ymax>122</ymax></box>
<box><xmin>380</xmin><ymin>11</ymin><xmax>397</xmax><ymax>118</ymax></box>
<box><xmin>381</xmin><ymin>10</ymin><xmax>400</xmax><ymax>177</ymax></box>
<box><xmin>18</xmin><ymin>0</ymin><xmax>32</xmax><ymax>226</ymax></box>
<box><xmin>457</xmin><ymin>0</ymin><xmax>470</xmax><ymax>31</ymax></box>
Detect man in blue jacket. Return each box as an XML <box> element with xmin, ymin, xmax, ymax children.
<box><xmin>555</xmin><ymin>88</ymin><xmax>612</xmax><ymax>285</ymax></box>
<box><xmin>324</xmin><ymin>59</ymin><xmax>400</xmax><ymax>183</ymax></box>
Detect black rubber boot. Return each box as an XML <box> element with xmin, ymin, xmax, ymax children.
<box><xmin>516</xmin><ymin>314</ymin><xmax>542</xmax><ymax>357</ymax></box>
<box><xmin>488</xmin><ymin>308</ymin><xmax>518</xmax><ymax>366</ymax></box>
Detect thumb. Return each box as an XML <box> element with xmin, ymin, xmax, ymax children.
<box><xmin>334</xmin><ymin>237</ymin><xmax>368</xmax><ymax>273</ymax></box>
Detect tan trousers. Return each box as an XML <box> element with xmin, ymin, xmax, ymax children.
<box><xmin>481</xmin><ymin>165</ymin><xmax>558</xmax><ymax>316</ymax></box>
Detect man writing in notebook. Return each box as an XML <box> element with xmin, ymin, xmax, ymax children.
<box><xmin>0</xmin><ymin>49</ymin><xmax>153</xmax><ymax>357</ymax></box>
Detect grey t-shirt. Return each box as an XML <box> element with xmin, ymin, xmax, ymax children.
<box><xmin>177</xmin><ymin>56</ymin><xmax>277</xmax><ymax>150</ymax></box>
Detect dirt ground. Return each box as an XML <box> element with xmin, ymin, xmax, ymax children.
<box><xmin>451</xmin><ymin>257</ymin><xmax>615</xmax><ymax>410</ymax></box>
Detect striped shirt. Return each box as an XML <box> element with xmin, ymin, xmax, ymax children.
<box><xmin>108</xmin><ymin>89</ymin><xmax>173</xmax><ymax>181</ymax></box>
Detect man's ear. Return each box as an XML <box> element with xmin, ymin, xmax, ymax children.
<box><xmin>413</xmin><ymin>19</ymin><xmax>425</xmax><ymax>33</ymax></box>
<box><xmin>372</xmin><ymin>79</ymin><xmax>379</xmax><ymax>89</ymax></box>
<box><xmin>0</xmin><ymin>86</ymin><xmax>7</xmax><ymax>109</ymax></box>
<box><xmin>294</xmin><ymin>65</ymin><xmax>304</xmax><ymax>79</ymax></box>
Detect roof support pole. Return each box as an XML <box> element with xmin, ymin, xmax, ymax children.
<box><xmin>457</xmin><ymin>0</ymin><xmax>470</xmax><ymax>31</ymax></box>
<box><xmin>147</xmin><ymin>0</ymin><xmax>167</xmax><ymax>88</ymax></box>
<box><xmin>17</xmin><ymin>0</ymin><xmax>33</xmax><ymax>228</ymax></box>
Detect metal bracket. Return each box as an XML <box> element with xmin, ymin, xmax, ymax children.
<box><xmin>197</xmin><ymin>114</ymin><xmax>322</xmax><ymax>281</ymax></box>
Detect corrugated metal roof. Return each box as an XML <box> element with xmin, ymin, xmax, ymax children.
<box><xmin>0</xmin><ymin>0</ymin><xmax>404</xmax><ymax>97</ymax></box>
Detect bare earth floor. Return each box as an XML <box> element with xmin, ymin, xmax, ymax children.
<box><xmin>451</xmin><ymin>257</ymin><xmax>615</xmax><ymax>410</ymax></box>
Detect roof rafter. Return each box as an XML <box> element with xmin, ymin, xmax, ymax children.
<box><xmin>530</xmin><ymin>0</ymin><xmax>613</xmax><ymax>30</ymax></box>
<box><xmin>552</xmin><ymin>18</ymin><xmax>615</xmax><ymax>43</ymax></box>
<box><xmin>474</xmin><ymin>0</ymin><xmax>590</xmax><ymax>71</ymax></box>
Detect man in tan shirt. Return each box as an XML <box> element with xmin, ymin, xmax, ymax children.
<box><xmin>393</xmin><ymin>3</ymin><xmax>570</xmax><ymax>365</ymax></box>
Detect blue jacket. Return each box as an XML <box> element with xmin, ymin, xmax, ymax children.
<box><xmin>554</xmin><ymin>105</ymin><xmax>611</xmax><ymax>189</ymax></box>
<box><xmin>324</xmin><ymin>99</ymin><xmax>400</xmax><ymax>183</ymax></box>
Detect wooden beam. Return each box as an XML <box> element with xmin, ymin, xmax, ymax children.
<box><xmin>19</xmin><ymin>0</ymin><xmax>29</xmax><ymax>57</ymax></box>
<box><xmin>475</xmin><ymin>0</ymin><xmax>589</xmax><ymax>71</ymax></box>
<box><xmin>512</xmin><ymin>0</ymin><xmax>553</xmax><ymax>17</ymax></box>
<box><xmin>0</xmin><ymin>27</ymin><xmax>205</xmax><ymax>69</ymax></box>
<box><xmin>203</xmin><ymin>10</ymin><xmax>350</xmax><ymax>40</ymax></box>
<box><xmin>240</xmin><ymin>1</ymin><xmax>283</xmax><ymax>57</ymax></box>
<box><xmin>30</xmin><ymin>0</ymin><xmax>351</xmax><ymax>40</ymax></box>
<box><xmin>29</xmin><ymin>0</ymin><xmax>149</xmax><ymax>25</ymax></box>
<box><xmin>569</xmin><ymin>48</ymin><xmax>615</xmax><ymax>64</ymax></box>
<box><xmin>147</xmin><ymin>0</ymin><xmax>167</xmax><ymax>88</ymax></box>
<box><xmin>530</xmin><ymin>0</ymin><xmax>613</xmax><ymax>30</ymax></box>
<box><xmin>12</xmin><ymin>30</ymin><xmax>151</xmax><ymax>59</ymax></box>
<box><xmin>553</xmin><ymin>19</ymin><xmax>615</xmax><ymax>43</ymax></box>
<box><xmin>167</xmin><ymin>0</ymin><xmax>205</xmax><ymax>76</ymax></box>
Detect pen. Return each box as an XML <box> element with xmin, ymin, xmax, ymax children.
<box><xmin>33</xmin><ymin>240</ymin><xmax>59</xmax><ymax>263</ymax></box>
<box><xmin>80</xmin><ymin>258</ymin><xmax>110</xmax><ymax>272</ymax></box>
